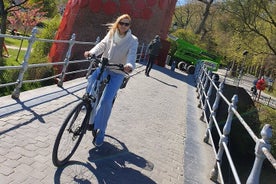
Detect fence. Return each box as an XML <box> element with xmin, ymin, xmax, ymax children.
<box><xmin>194</xmin><ymin>63</ymin><xmax>276</xmax><ymax>184</ymax></box>
<box><xmin>0</xmin><ymin>27</ymin><xmax>148</xmax><ymax>99</ymax></box>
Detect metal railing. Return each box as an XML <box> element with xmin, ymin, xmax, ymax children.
<box><xmin>0</xmin><ymin>27</ymin><xmax>148</xmax><ymax>99</ymax></box>
<box><xmin>194</xmin><ymin>63</ymin><xmax>276</xmax><ymax>184</ymax></box>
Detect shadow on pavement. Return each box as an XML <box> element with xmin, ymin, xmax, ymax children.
<box><xmin>0</xmin><ymin>81</ymin><xmax>86</xmax><ymax>118</ymax></box>
<box><xmin>138</xmin><ymin>61</ymin><xmax>196</xmax><ymax>88</ymax></box>
<box><xmin>0</xmin><ymin>82</ymin><xmax>86</xmax><ymax>136</ymax></box>
<box><xmin>54</xmin><ymin>135</ymin><xmax>156</xmax><ymax>184</ymax></box>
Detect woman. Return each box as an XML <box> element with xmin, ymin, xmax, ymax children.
<box><xmin>84</xmin><ymin>14</ymin><xmax>138</xmax><ymax>147</ymax></box>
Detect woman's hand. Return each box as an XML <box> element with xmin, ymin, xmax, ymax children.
<box><xmin>123</xmin><ymin>64</ymin><xmax>133</xmax><ymax>73</ymax></box>
<box><xmin>84</xmin><ymin>51</ymin><xmax>91</xmax><ymax>58</ymax></box>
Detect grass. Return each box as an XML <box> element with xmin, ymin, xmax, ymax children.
<box><xmin>255</xmin><ymin>102</ymin><xmax>276</xmax><ymax>156</ymax></box>
<box><xmin>264</xmin><ymin>89</ymin><xmax>276</xmax><ymax>98</ymax></box>
<box><xmin>5</xmin><ymin>37</ymin><xmax>29</xmax><ymax>48</ymax></box>
<box><xmin>2</xmin><ymin>37</ymin><xmax>27</xmax><ymax>66</ymax></box>
<box><xmin>2</xmin><ymin>47</ymin><xmax>26</xmax><ymax>66</ymax></box>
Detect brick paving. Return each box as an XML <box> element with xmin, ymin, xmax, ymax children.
<box><xmin>0</xmin><ymin>63</ymin><xmax>215</xmax><ymax>184</ymax></box>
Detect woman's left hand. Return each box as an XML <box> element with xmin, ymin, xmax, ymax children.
<box><xmin>123</xmin><ymin>65</ymin><xmax>133</xmax><ymax>73</ymax></box>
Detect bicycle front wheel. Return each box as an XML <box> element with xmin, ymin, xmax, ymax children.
<box><xmin>52</xmin><ymin>101</ymin><xmax>89</xmax><ymax>167</ymax></box>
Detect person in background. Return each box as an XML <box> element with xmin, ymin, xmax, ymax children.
<box><xmin>2</xmin><ymin>41</ymin><xmax>9</xmax><ymax>57</ymax></box>
<box><xmin>83</xmin><ymin>14</ymin><xmax>138</xmax><ymax>147</ymax></box>
<box><xmin>145</xmin><ymin>35</ymin><xmax>162</xmax><ymax>77</ymax></box>
<box><xmin>251</xmin><ymin>78</ymin><xmax>258</xmax><ymax>96</ymax></box>
<box><xmin>267</xmin><ymin>77</ymin><xmax>273</xmax><ymax>92</ymax></box>
<box><xmin>0</xmin><ymin>28</ymin><xmax>9</xmax><ymax>57</ymax></box>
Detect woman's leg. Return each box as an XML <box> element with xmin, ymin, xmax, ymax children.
<box><xmin>93</xmin><ymin>71</ymin><xmax>124</xmax><ymax>145</ymax></box>
<box><xmin>86</xmin><ymin>68</ymin><xmax>100</xmax><ymax>94</ymax></box>
<box><xmin>147</xmin><ymin>55</ymin><xmax>155</xmax><ymax>74</ymax></box>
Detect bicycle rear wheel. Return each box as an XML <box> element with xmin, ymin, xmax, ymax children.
<box><xmin>52</xmin><ymin>101</ymin><xmax>89</xmax><ymax>167</ymax></box>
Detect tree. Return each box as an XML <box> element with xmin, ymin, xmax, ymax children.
<box><xmin>223</xmin><ymin>0</ymin><xmax>276</xmax><ymax>54</ymax></box>
<box><xmin>29</xmin><ymin>0</ymin><xmax>57</xmax><ymax>18</ymax></box>
<box><xmin>221</xmin><ymin>0</ymin><xmax>276</xmax><ymax>77</ymax></box>
<box><xmin>0</xmin><ymin>0</ymin><xmax>28</xmax><ymax>57</ymax></box>
<box><xmin>174</xmin><ymin>3</ymin><xmax>196</xmax><ymax>29</ymax></box>
<box><xmin>194</xmin><ymin>0</ymin><xmax>214</xmax><ymax>34</ymax></box>
<box><xmin>8</xmin><ymin>1</ymin><xmax>46</xmax><ymax>34</ymax></box>
<box><xmin>7</xmin><ymin>1</ymin><xmax>47</xmax><ymax>60</ymax></box>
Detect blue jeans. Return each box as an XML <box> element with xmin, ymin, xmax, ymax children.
<box><xmin>86</xmin><ymin>68</ymin><xmax>124</xmax><ymax>143</ymax></box>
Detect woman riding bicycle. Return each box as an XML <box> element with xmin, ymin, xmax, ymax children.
<box><xmin>84</xmin><ymin>14</ymin><xmax>138</xmax><ymax>147</ymax></box>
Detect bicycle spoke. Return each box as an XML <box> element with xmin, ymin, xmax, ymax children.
<box><xmin>53</xmin><ymin>102</ymin><xmax>88</xmax><ymax>166</ymax></box>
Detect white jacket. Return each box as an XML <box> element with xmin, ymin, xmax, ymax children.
<box><xmin>89</xmin><ymin>29</ymin><xmax>138</xmax><ymax>72</ymax></box>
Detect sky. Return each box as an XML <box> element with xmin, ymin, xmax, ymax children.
<box><xmin>177</xmin><ymin>0</ymin><xmax>188</xmax><ymax>4</ymax></box>
<box><xmin>176</xmin><ymin>0</ymin><xmax>189</xmax><ymax>5</ymax></box>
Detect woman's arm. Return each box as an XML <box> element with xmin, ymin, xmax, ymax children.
<box><xmin>125</xmin><ymin>36</ymin><xmax>138</xmax><ymax>71</ymax></box>
<box><xmin>88</xmin><ymin>32</ymin><xmax>111</xmax><ymax>56</ymax></box>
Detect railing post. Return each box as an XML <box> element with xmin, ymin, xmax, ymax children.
<box><xmin>200</xmin><ymin>70</ymin><xmax>211</xmax><ymax>108</ymax></box>
<box><xmin>196</xmin><ymin>64</ymin><xmax>205</xmax><ymax>94</ymax></box>
<box><xmin>85</xmin><ymin>36</ymin><xmax>100</xmax><ymax>79</ymax></box>
<box><xmin>246</xmin><ymin>124</ymin><xmax>272</xmax><ymax>184</ymax></box>
<box><xmin>11</xmin><ymin>27</ymin><xmax>38</xmax><ymax>99</ymax></box>
<box><xmin>204</xmin><ymin>80</ymin><xmax>224</xmax><ymax>143</ymax></box>
<box><xmin>195</xmin><ymin>61</ymin><xmax>203</xmax><ymax>88</ymax></box>
<box><xmin>57</xmin><ymin>33</ymin><xmax>76</xmax><ymax>87</ymax></box>
<box><xmin>198</xmin><ymin>67</ymin><xmax>208</xmax><ymax>107</ymax></box>
<box><xmin>201</xmin><ymin>72</ymin><xmax>214</xmax><ymax>121</ymax></box>
<box><xmin>210</xmin><ymin>94</ymin><xmax>238</xmax><ymax>182</ymax></box>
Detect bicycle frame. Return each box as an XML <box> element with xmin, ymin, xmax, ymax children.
<box><xmin>86</xmin><ymin>57</ymin><xmax>126</xmax><ymax>126</ymax></box>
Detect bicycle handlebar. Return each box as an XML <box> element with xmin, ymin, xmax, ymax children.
<box><xmin>87</xmin><ymin>56</ymin><xmax>127</xmax><ymax>74</ymax></box>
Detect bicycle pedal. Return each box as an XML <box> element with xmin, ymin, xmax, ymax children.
<box><xmin>82</xmin><ymin>93</ymin><xmax>89</xmax><ymax>100</ymax></box>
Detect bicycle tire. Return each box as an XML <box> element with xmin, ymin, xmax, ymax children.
<box><xmin>52</xmin><ymin>101</ymin><xmax>90</xmax><ymax>167</ymax></box>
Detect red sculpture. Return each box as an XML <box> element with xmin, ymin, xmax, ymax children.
<box><xmin>49</xmin><ymin>0</ymin><xmax>177</xmax><ymax>77</ymax></box>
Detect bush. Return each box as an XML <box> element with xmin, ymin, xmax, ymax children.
<box><xmin>26</xmin><ymin>15</ymin><xmax>61</xmax><ymax>88</ymax></box>
<box><xmin>30</xmin><ymin>15</ymin><xmax>61</xmax><ymax>61</ymax></box>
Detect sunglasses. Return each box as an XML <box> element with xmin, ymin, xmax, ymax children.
<box><xmin>119</xmin><ymin>22</ymin><xmax>130</xmax><ymax>27</ymax></box>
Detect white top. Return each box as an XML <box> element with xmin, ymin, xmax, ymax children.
<box><xmin>89</xmin><ymin>29</ymin><xmax>138</xmax><ymax>73</ymax></box>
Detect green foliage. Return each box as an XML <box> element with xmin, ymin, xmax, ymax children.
<box><xmin>0</xmin><ymin>69</ymin><xmax>20</xmax><ymax>96</ymax></box>
<box><xmin>5</xmin><ymin>37</ymin><xmax>29</xmax><ymax>48</ymax></box>
<box><xmin>26</xmin><ymin>15</ymin><xmax>61</xmax><ymax>87</ymax></box>
<box><xmin>30</xmin><ymin>15</ymin><xmax>61</xmax><ymax>63</ymax></box>
<box><xmin>174</xmin><ymin>1</ymin><xmax>276</xmax><ymax>78</ymax></box>
<box><xmin>257</xmin><ymin>103</ymin><xmax>276</xmax><ymax>156</ymax></box>
<box><xmin>168</xmin><ymin>29</ymin><xmax>201</xmax><ymax>56</ymax></box>
<box><xmin>2</xmin><ymin>48</ymin><xmax>25</xmax><ymax>66</ymax></box>
<box><xmin>0</xmin><ymin>15</ymin><xmax>61</xmax><ymax>97</ymax></box>
<box><xmin>174</xmin><ymin>29</ymin><xmax>201</xmax><ymax>46</ymax></box>
<box><xmin>29</xmin><ymin>0</ymin><xmax>58</xmax><ymax>18</ymax></box>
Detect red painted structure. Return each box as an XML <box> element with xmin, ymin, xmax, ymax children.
<box><xmin>49</xmin><ymin>0</ymin><xmax>177</xmax><ymax>76</ymax></box>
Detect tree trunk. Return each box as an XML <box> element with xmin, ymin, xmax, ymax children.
<box><xmin>0</xmin><ymin>13</ymin><xmax>8</xmax><ymax>58</ymax></box>
<box><xmin>0</xmin><ymin>0</ymin><xmax>6</xmax><ymax>57</ymax></box>
<box><xmin>195</xmin><ymin>0</ymin><xmax>213</xmax><ymax>34</ymax></box>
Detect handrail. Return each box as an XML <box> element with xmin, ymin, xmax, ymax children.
<box><xmin>0</xmin><ymin>27</ymin><xmax>148</xmax><ymax>98</ymax></box>
<box><xmin>195</xmin><ymin>63</ymin><xmax>275</xmax><ymax>184</ymax></box>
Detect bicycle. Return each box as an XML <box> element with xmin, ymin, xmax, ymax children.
<box><xmin>52</xmin><ymin>57</ymin><xmax>129</xmax><ymax>167</ymax></box>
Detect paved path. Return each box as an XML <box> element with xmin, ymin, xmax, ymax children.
<box><xmin>0</xmin><ymin>63</ymin><xmax>215</xmax><ymax>184</ymax></box>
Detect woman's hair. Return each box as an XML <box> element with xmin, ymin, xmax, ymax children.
<box><xmin>106</xmin><ymin>14</ymin><xmax>131</xmax><ymax>37</ymax></box>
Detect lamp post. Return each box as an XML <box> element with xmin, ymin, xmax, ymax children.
<box><xmin>236</xmin><ymin>50</ymin><xmax>249</xmax><ymax>88</ymax></box>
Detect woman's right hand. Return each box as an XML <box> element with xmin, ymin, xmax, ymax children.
<box><xmin>84</xmin><ymin>51</ymin><xmax>91</xmax><ymax>58</ymax></box>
